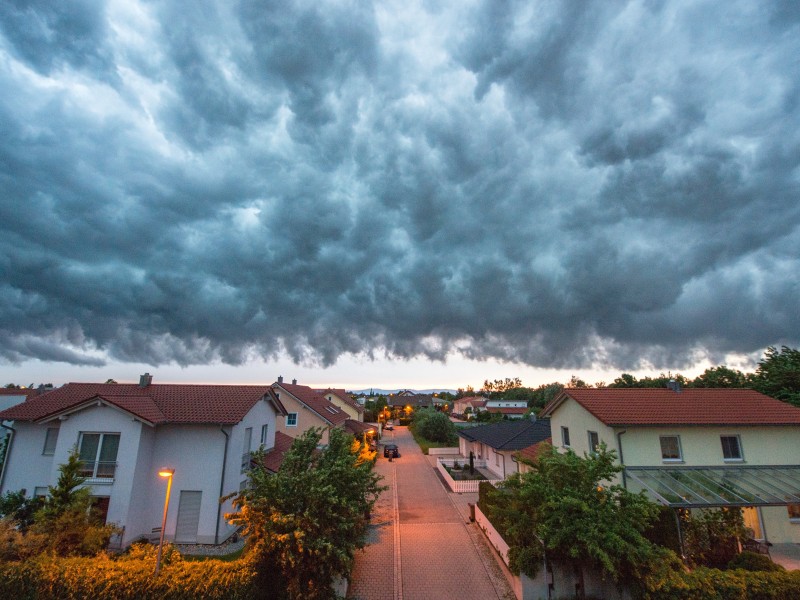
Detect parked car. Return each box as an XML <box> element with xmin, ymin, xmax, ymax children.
<box><xmin>383</xmin><ymin>444</ymin><xmax>399</xmax><ymax>458</ymax></box>
<box><xmin>383</xmin><ymin>423</ymin><xmax>394</xmax><ymax>431</ymax></box>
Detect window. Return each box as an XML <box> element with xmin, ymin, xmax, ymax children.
<box><xmin>495</xmin><ymin>452</ymin><xmax>500</xmax><ymax>466</ymax></box>
<box><xmin>42</xmin><ymin>427</ymin><xmax>59</xmax><ymax>455</ymax></box>
<box><xmin>78</xmin><ymin>433</ymin><xmax>120</xmax><ymax>479</ymax></box>
<box><xmin>588</xmin><ymin>431</ymin><xmax>600</xmax><ymax>453</ymax></box>
<box><xmin>788</xmin><ymin>504</ymin><xmax>800</xmax><ymax>522</ymax></box>
<box><xmin>660</xmin><ymin>435</ymin><xmax>683</xmax><ymax>461</ymax></box>
<box><xmin>241</xmin><ymin>427</ymin><xmax>253</xmax><ymax>473</ymax></box>
<box><xmin>34</xmin><ymin>486</ymin><xmax>48</xmax><ymax>497</ymax></box>
<box><xmin>721</xmin><ymin>435</ymin><xmax>743</xmax><ymax>461</ymax></box>
<box><xmin>561</xmin><ymin>426</ymin><xmax>571</xmax><ymax>447</ymax></box>
<box><xmin>286</xmin><ymin>413</ymin><xmax>298</xmax><ymax>427</ymax></box>
<box><xmin>260</xmin><ymin>424</ymin><xmax>269</xmax><ymax>447</ymax></box>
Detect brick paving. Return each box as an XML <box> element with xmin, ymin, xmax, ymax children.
<box><xmin>348</xmin><ymin>427</ymin><xmax>514</xmax><ymax>600</ymax></box>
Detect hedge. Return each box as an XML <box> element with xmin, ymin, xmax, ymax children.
<box><xmin>642</xmin><ymin>567</ymin><xmax>800</xmax><ymax>600</ymax></box>
<box><xmin>0</xmin><ymin>554</ymin><xmax>256</xmax><ymax>599</ymax></box>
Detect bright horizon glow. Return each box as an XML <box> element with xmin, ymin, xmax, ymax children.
<box><xmin>0</xmin><ymin>349</ymin><xmax>758</xmax><ymax>392</ymax></box>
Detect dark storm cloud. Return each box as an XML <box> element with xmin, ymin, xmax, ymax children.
<box><xmin>0</xmin><ymin>0</ymin><xmax>798</xmax><ymax>371</ymax></box>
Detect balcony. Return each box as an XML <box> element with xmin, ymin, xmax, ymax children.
<box><xmin>79</xmin><ymin>460</ymin><xmax>117</xmax><ymax>482</ymax></box>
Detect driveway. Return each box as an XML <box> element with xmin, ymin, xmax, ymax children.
<box><xmin>347</xmin><ymin>427</ymin><xmax>514</xmax><ymax>600</ymax></box>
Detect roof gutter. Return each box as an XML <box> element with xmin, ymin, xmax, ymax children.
<box><xmin>0</xmin><ymin>422</ymin><xmax>16</xmax><ymax>493</ymax></box>
<box><xmin>215</xmin><ymin>425</ymin><xmax>230</xmax><ymax>545</ymax></box>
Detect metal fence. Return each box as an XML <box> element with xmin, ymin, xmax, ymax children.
<box><xmin>436</xmin><ymin>457</ymin><xmax>503</xmax><ymax>493</ymax></box>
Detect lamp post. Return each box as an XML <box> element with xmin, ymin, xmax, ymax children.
<box><xmin>155</xmin><ymin>468</ymin><xmax>174</xmax><ymax>576</ymax></box>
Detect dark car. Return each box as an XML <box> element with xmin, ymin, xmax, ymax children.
<box><xmin>383</xmin><ymin>444</ymin><xmax>399</xmax><ymax>458</ymax></box>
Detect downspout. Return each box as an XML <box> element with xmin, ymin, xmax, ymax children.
<box><xmin>215</xmin><ymin>425</ymin><xmax>230</xmax><ymax>545</ymax></box>
<box><xmin>615</xmin><ymin>429</ymin><xmax>627</xmax><ymax>488</ymax></box>
<box><xmin>0</xmin><ymin>422</ymin><xmax>15</xmax><ymax>493</ymax></box>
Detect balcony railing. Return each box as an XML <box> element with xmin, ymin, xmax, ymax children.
<box><xmin>79</xmin><ymin>461</ymin><xmax>117</xmax><ymax>480</ymax></box>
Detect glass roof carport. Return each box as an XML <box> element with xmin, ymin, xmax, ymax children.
<box><xmin>624</xmin><ymin>465</ymin><xmax>800</xmax><ymax>508</ymax></box>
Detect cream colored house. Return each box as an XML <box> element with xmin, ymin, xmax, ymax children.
<box><xmin>272</xmin><ymin>380</ymin><xmax>349</xmax><ymax>445</ymax></box>
<box><xmin>540</xmin><ymin>386</ymin><xmax>800</xmax><ymax>544</ymax></box>
<box><xmin>317</xmin><ymin>388</ymin><xmax>364</xmax><ymax>422</ymax></box>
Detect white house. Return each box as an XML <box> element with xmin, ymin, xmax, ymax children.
<box><xmin>540</xmin><ymin>386</ymin><xmax>800</xmax><ymax>544</ymax></box>
<box><xmin>456</xmin><ymin>418</ymin><xmax>551</xmax><ymax>479</ymax></box>
<box><xmin>0</xmin><ymin>374</ymin><xmax>287</xmax><ymax>548</ymax></box>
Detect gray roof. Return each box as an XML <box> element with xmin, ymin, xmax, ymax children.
<box><xmin>457</xmin><ymin>419</ymin><xmax>551</xmax><ymax>451</ymax></box>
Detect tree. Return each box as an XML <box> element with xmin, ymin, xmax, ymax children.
<box><xmin>752</xmin><ymin>346</ymin><xmax>800</xmax><ymax>406</ymax></box>
<box><xmin>482</xmin><ymin>377</ymin><xmax>523</xmax><ymax>397</ymax></box>
<box><xmin>412</xmin><ymin>410</ymin><xmax>457</xmax><ymax>444</ymax></box>
<box><xmin>0</xmin><ymin>490</ymin><xmax>43</xmax><ymax>531</ymax></box>
<box><xmin>227</xmin><ymin>428</ymin><xmax>384</xmax><ymax>600</ymax></box>
<box><xmin>527</xmin><ymin>382</ymin><xmax>564</xmax><ymax>413</ymax></box>
<box><xmin>690</xmin><ymin>365</ymin><xmax>748</xmax><ymax>388</ymax></box>
<box><xmin>27</xmin><ymin>447</ymin><xmax>119</xmax><ymax>556</ymax></box>
<box><xmin>482</xmin><ymin>443</ymin><xmax>663</xmax><ymax>598</ymax></box>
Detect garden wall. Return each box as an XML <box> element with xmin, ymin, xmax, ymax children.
<box><xmin>428</xmin><ymin>447</ymin><xmax>460</xmax><ymax>456</ymax></box>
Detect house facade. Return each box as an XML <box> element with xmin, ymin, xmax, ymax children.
<box><xmin>317</xmin><ymin>388</ymin><xmax>364</xmax><ymax>422</ymax></box>
<box><xmin>0</xmin><ymin>376</ymin><xmax>287</xmax><ymax>548</ymax></box>
<box><xmin>457</xmin><ymin>419</ymin><xmax>551</xmax><ymax>479</ymax></box>
<box><xmin>272</xmin><ymin>380</ymin><xmax>350</xmax><ymax>444</ymax></box>
<box><xmin>540</xmin><ymin>387</ymin><xmax>800</xmax><ymax>544</ymax></box>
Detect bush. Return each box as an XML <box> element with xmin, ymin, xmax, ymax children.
<box><xmin>641</xmin><ymin>566</ymin><xmax>800</xmax><ymax>600</ymax></box>
<box><xmin>727</xmin><ymin>551</ymin><xmax>784</xmax><ymax>572</ymax></box>
<box><xmin>0</xmin><ymin>554</ymin><xmax>256</xmax><ymax>599</ymax></box>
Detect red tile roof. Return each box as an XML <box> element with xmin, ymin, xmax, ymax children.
<box><xmin>516</xmin><ymin>437</ymin><xmax>553</xmax><ymax>463</ymax></box>
<box><xmin>541</xmin><ymin>388</ymin><xmax>800</xmax><ymax>426</ymax></box>
<box><xmin>343</xmin><ymin>419</ymin><xmax>377</xmax><ymax>436</ymax></box>
<box><xmin>262</xmin><ymin>431</ymin><xmax>295</xmax><ymax>473</ymax></box>
<box><xmin>0</xmin><ymin>382</ymin><xmax>283</xmax><ymax>425</ymax></box>
<box><xmin>273</xmin><ymin>383</ymin><xmax>350</xmax><ymax>426</ymax></box>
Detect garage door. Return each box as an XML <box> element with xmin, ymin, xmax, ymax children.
<box><xmin>175</xmin><ymin>491</ymin><xmax>202</xmax><ymax>543</ymax></box>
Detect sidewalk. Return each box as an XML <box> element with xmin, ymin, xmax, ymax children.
<box><xmin>348</xmin><ymin>427</ymin><xmax>514</xmax><ymax>600</ymax></box>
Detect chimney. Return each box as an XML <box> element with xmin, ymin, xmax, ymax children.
<box><xmin>292</xmin><ymin>378</ymin><xmax>297</xmax><ymax>385</ymax></box>
<box><xmin>667</xmin><ymin>379</ymin><xmax>681</xmax><ymax>393</ymax></box>
<box><xmin>528</xmin><ymin>412</ymin><xmax>537</xmax><ymax>423</ymax></box>
<box><xmin>139</xmin><ymin>373</ymin><xmax>153</xmax><ymax>388</ymax></box>
<box><xmin>277</xmin><ymin>375</ymin><xmax>283</xmax><ymax>384</ymax></box>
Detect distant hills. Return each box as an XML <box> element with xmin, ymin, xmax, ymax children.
<box><xmin>350</xmin><ymin>388</ymin><xmax>457</xmax><ymax>396</ymax></box>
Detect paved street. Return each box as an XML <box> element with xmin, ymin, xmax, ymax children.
<box><xmin>347</xmin><ymin>427</ymin><xmax>514</xmax><ymax>600</ymax></box>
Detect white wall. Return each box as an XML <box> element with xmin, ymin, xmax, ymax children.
<box><xmin>1</xmin><ymin>421</ymin><xmax>56</xmax><ymax>495</ymax></box>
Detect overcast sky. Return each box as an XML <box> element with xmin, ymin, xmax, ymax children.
<box><xmin>1</xmin><ymin>1</ymin><xmax>798</xmax><ymax>389</ymax></box>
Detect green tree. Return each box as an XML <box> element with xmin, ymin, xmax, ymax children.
<box><xmin>412</xmin><ymin>410</ymin><xmax>457</xmax><ymax>444</ymax></box>
<box><xmin>690</xmin><ymin>365</ymin><xmax>748</xmax><ymax>388</ymax></box>
<box><xmin>527</xmin><ymin>382</ymin><xmax>564</xmax><ymax>413</ymax></box>
<box><xmin>752</xmin><ymin>346</ymin><xmax>800</xmax><ymax>406</ymax></box>
<box><xmin>227</xmin><ymin>427</ymin><xmax>384</xmax><ymax>600</ymax></box>
<box><xmin>28</xmin><ymin>448</ymin><xmax>118</xmax><ymax>556</ymax></box>
<box><xmin>482</xmin><ymin>443</ymin><xmax>663</xmax><ymax>598</ymax></box>
<box><xmin>0</xmin><ymin>490</ymin><xmax>43</xmax><ymax>531</ymax></box>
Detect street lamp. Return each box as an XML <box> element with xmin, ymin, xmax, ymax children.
<box><xmin>155</xmin><ymin>468</ymin><xmax>174</xmax><ymax>576</ymax></box>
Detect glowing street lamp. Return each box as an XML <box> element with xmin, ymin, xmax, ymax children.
<box><xmin>155</xmin><ymin>468</ymin><xmax>174</xmax><ymax>576</ymax></box>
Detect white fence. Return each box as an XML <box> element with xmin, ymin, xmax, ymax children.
<box><xmin>436</xmin><ymin>457</ymin><xmax>503</xmax><ymax>493</ymax></box>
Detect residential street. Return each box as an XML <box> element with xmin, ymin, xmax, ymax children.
<box><xmin>347</xmin><ymin>427</ymin><xmax>515</xmax><ymax>600</ymax></box>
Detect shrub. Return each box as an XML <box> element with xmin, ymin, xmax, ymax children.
<box><xmin>727</xmin><ymin>551</ymin><xmax>784</xmax><ymax>572</ymax></box>
<box><xmin>641</xmin><ymin>566</ymin><xmax>800</xmax><ymax>600</ymax></box>
<box><xmin>0</xmin><ymin>554</ymin><xmax>256</xmax><ymax>599</ymax></box>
